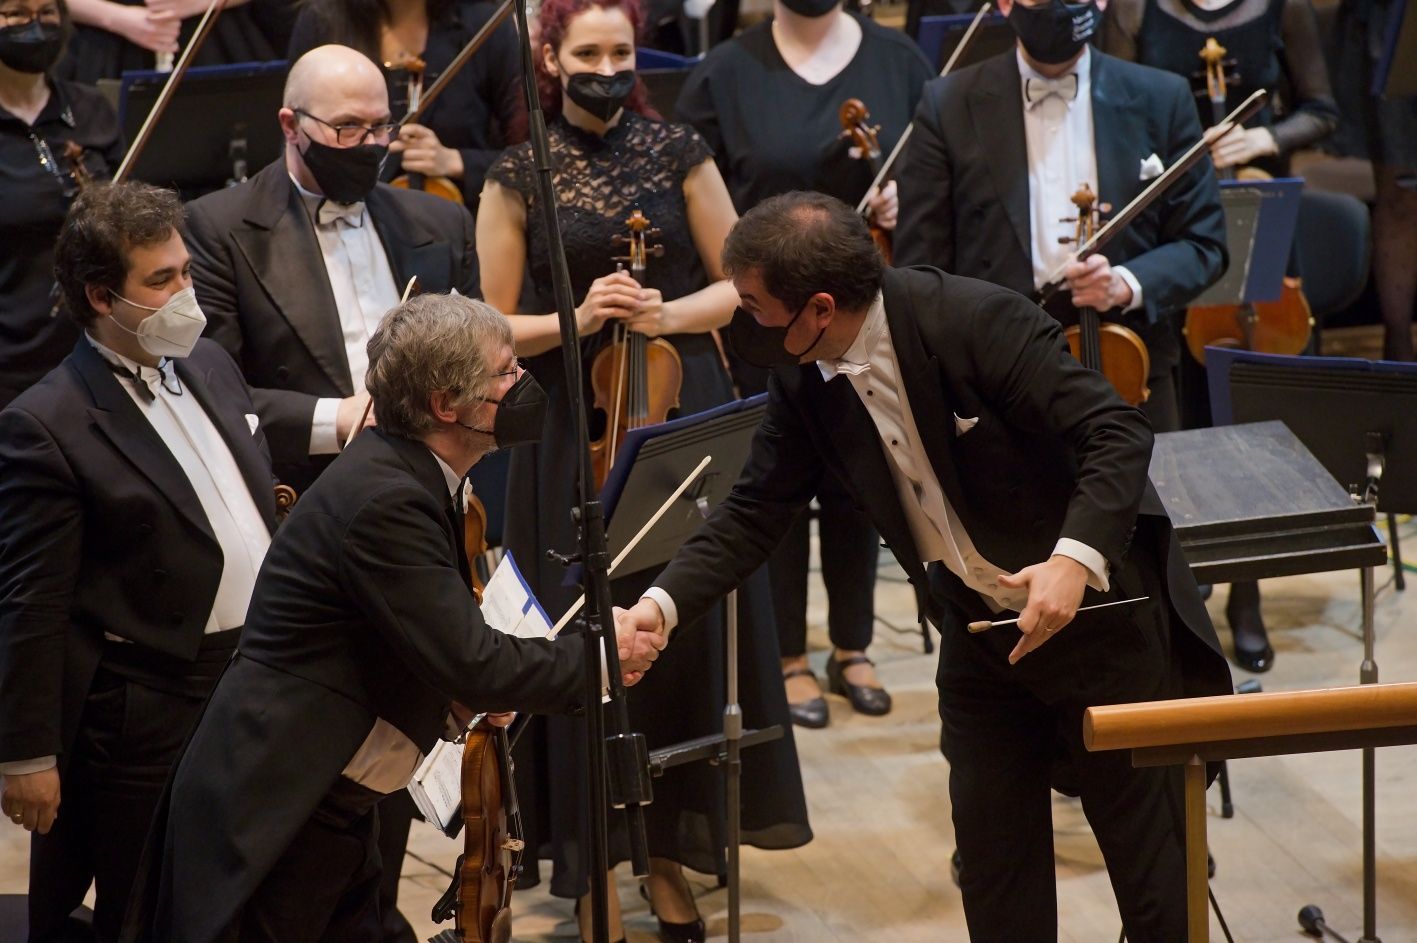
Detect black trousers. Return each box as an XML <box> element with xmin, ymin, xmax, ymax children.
<box><xmin>237</xmin><ymin>779</ymin><xmax>386</xmax><ymax>943</ymax></box>
<box><xmin>770</xmin><ymin>470</ymin><xmax>879</xmax><ymax>658</ymax></box>
<box><xmin>28</xmin><ymin>668</ymin><xmax>206</xmax><ymax>943</ymax></box>
<box><xmin>931</xmin><ymin>546</ymin><xmax>1190</xmax><ymax>943</ymax></box>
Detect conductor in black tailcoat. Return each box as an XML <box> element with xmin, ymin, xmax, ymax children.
<box><xmin>894</xmin><ymin>0</ymin><xmax>1226</xmax><ymax>435</ymax></box>
<box><xmin>617</xmin><ymin>193</ymin><xmax>1232</xmax><ymax>942</ymax></box>
<box><xmin>122</xmin><ymin>294</ymin><xmax>666</xmax><ymax>943</ymax></box>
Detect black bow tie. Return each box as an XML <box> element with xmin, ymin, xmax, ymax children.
<box><xmin>103</xmin><ymin>358</ymin><xmax>181</xmax><ymax>403</ymax></box>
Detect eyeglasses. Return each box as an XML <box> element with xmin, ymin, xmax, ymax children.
<box><xmin>0</xmin><ymin>7</ymin><xmax>61</xmax><ymax>26</ymax></box>
<box><xmin>295</xmin><ymin>109</ymin><xmax>399</xmax><ymax>147</ymax></box>
<box><xmin>492</xmin><ymin>360</ymin><xmax>525</xmax><ymax>379</ymax></box>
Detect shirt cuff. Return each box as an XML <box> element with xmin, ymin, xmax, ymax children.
<box><xmin>310</xmin><ymin>397</ymin><xmax>342</xmax><ymax>455</ymax></box>
<box><xmin>1113</xmin><ymin>265</ymin><xmax>1144</xmax><ymax>313</ymax></box>
<box><xmin>0</xmin><ymin>755</ymin><xmax>57</xmax><ymax>776</ymax></box>
<box><xmin>1052</xmin><ymin>538</ymin><xmax>1110</xmax><ymax>593</ymax></box>
<box><xmin>640</xmin><ymin>587</ymin><xmax>678</xmax><ymax>635</ymax></box>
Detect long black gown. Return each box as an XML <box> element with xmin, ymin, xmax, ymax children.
<box><xmin>485</xmin><ymin>110</ymin><xmax>811</xmax><ymax>898</ymax></box>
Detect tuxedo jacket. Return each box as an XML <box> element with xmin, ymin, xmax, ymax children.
<box><xmin>893</xmin><ymin>49</ymin><xmax>1226</xmax><ymax>351</ymax></box>
<box><xmin>184</xmin><ymin>159</ymin><xmax>479</xmax><ymax>484</ymax></box>
<box><xmin>657</xmin><ymin>267</ymin><xmax>1231</xmax><ymax>699</ymax></box>
<box><xmin>0</xmin><ymin>339</ymin><xmax>278</xmax><ymax>768</ymax></box>
<box><xmin>123</xmin><ymin>428</ymin><xmax>586</xmax><ymax>943</ymax></box>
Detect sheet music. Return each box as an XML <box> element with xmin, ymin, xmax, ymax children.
<box><xmin>479</xmin><ymin>550</ymin><xmax>553</xmax><ymax>640</ymax></box>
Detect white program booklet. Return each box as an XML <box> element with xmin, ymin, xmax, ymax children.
<box><xmin>406</xmin><ymin>551</ymin><xmax>551</xmax><ymax>835</ymax></box>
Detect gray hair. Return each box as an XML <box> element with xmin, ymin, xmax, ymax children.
<box><xmin>365</xmin><ymin>293</ymin><xmax>514</xmax><ymax>439</ymax></box>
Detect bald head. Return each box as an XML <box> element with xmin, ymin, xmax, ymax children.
<box><xmin>283</xmin><ymin>44</ymin><xmax>389</xmax><ymax>116</ymax></box>
<box><xmin>279</xmin><ymin>45</ymin><xmax>394</xmax><ymax>197</ymax></box>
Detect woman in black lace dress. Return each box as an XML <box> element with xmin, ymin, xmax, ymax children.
<box><xmin>477</xmin><ymin>0</ymin><xmax>810</xmax><ymax>938</ymax></box>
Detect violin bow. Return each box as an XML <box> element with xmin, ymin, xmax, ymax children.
<box><xmin>400</xmin><ymin>0</ymin><xmax>513</xmax><ymax>127</ymax></box>
<box><xmin>114</xmin><ymin>0</ymin><xmax>226</xmax><ymax>184</ymax></box>
<box><xmin>855</xmin><ymin>2</ymin><xmax>993</xmax><ymax>216</ymax></box>
<box><xmin>1035</xmin><ymin>88</ymin><xmax>1268</xmax><ymax>305</ymax></box>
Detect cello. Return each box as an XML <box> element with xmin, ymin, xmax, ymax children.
<box><xmin>429</xmin><ymin>484</ymin><xmax>526</xmax><ymax>943</ymax></box>
<box><xmin>587</xmin><ymin>208</ymin><xmax>683</xmax><ymax>489</ymax></box>
<box><xmin>1059</xmin><ymin>184</ymin><xmax>1151</xmax><ymax>406</ymax></box>
<box><xmin>1181</xmin><ymin>36</ymin><xmax>1313</xmax><ymax>365</ymax></box>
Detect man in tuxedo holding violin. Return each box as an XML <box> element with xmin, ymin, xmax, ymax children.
<box><xmin>122</xmin><ymin>294</ymin><xmax>668</xmax><ymax>943</ymax></box>
<box><xmin>184</xmin><ymin>43</ymin><xmax>479</xmax><ymax>495</ymax></box>
<box><xmin>894</xmin><ymin>0</ymin><xmax>1226</xmax><ymax>434</ymax></box>
<box><xmin>616</xmin><ymin>193</ymin><xmax>1233</xmax><ymax>942</ymax></box>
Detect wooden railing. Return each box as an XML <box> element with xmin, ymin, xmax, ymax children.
<box><xmin>1085</xmin><ymin>682</ymin><xmax>1417</xmax><ymax>942</ymax></box>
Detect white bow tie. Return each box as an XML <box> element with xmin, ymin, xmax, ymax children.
<box><xmin>1024</xmin><ymin>74</ymin><xmax>1079</xmax><ymax>108</ymax></box>
<box><xmin>818</xmin><ymin>359</ymin><xmax>872</xmax><ymax>382</ymax></box>
<box><xmin>317</xmin><ymin>199</ymin><xmax>366</xmax><ymax>228</ymax></box>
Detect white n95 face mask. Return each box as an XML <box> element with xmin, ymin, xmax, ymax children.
<box><xmin>109</xmin><ymin>286</ymin><xmax>207</xmax><ymax>359</ymax></box>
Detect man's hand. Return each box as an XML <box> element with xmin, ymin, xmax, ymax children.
<box><xmin>614</xmin><ymin>598</ymin><xmax>667</xmax><ymax>686</ymax></box>
<box><xmin>996</xmin><ymin>555</ymin><xmax>1090</xmax><ymax>665</ymax></box>
<box><xmin>485</xmin><ymin>712</ymin><xmax>516</xmax><ymax>728</ymax></box>
<box><xmin>1064</xmin><ymin>254</ymin><xmax>1133</xmax><ymax>311</ymax></box>
<box><xmin>1</xmin><ymin>768</ymin><xmax>60</xmax><ymax>834</ymax></box>
<box><xmin>335</xmin><ymin>392</ymin><xmax>375</xmax><ymax>446</ymax></box>
<box><xmin>865</xmin><ymin>180</ymin><xmax>899</xmax><ymax>231</ymax></box>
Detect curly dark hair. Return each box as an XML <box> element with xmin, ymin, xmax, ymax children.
<box><xmin>53</xmin><ymin>182</ymin><xmax>186</xmax><ymax>327</ymax></box>
<box><xmin>722</xmin><ymin>191</ymin><xmax>884</xmax><ymax>313</ymax></box>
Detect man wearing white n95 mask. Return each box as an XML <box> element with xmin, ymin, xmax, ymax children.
<box><xmin>0</xmin><ymin>181</ymin><xmax>281</xmax><ymax>942</ymax></box>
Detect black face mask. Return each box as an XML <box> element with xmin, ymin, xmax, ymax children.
<box><xmin>779</xmin><ymin>0</ymin><xmax>839</xmax><ymax>17</ymax></box>
<box><xmin>1007</xmin><ymin>0</ymin><xmax>1098</xmax><ymax>65</ymax></box>
<box><xmin>0</xmin><ymin>20</ymin><xmax>65</xmax><ymax>74</ymax></box>
<box><xmin>564</xmin><ymin>70</ymin><xmax>637</xmax><ymax>123</ymax></box>
<box><xmin>299</xmin><ymin>134</ymin><xmax>387</xmax><ymax>204</ymax></box>
<box><xmin>727</xmin><ymin>302</ymin><xmax>826</xmax><ymax>370</ymax></box>
<box><xmin>460</xmin><ymin>370</ymin><xmax>549</xmax><ymax>449</ymax></box>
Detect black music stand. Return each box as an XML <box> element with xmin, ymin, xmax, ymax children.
<box><xmin>1206</xmin><ymin>350</ymin><xmax>1417</xmax><ymax>943</ymax></box>
<box><xmin>597</xmin><ymin>395</ymin><xmax>784</xmax><ymax>943</ymax></box>
<box><xmin>107</xmin><ymin>60</ymin><xmax>288</xmax><ymax>198</ymax></box>
<box><xmin>915</xmin><ymin>12</ymin><xmax>1013</xmax><ymax>70</ymax></box>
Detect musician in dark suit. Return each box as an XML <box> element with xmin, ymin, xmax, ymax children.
<box><xmin>122</xmin><ymin>293</ymin><xmax>665</xmax><ymax>943</ymax></box>
<box><xmin>617</xmin><ymin>193</ymin><xmax>1233</xmax><ymax>942</ymax></box>
<box><xmin>0</xmin><ymin>182</ymin><xmax>281</xmax><ymax>943</ymax></box>
<box><xmin>894</xmin><ymin>0</ymin><xmax>1226</xmax><ymax>434</ymax></box>
<box><xmin>184</xmin><ymin>43</ymin><xmax>479</xmax><ymax>494</ymax></box>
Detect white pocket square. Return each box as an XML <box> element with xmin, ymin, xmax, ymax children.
<box><xmin>953</xmin><ymin>413</ymin><xmax>979</xmax><ymax>436</ymax></box>
<box><xmin>1139</xmin><ymin>153</ymin><xmax>1164</xmax><ymax>181</ymax></box>
<box><xmin>245</xmin><ymin>413</ymin><xmax>259</xmax><ymax>435</ymax></box>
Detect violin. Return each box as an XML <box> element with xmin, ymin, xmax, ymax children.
<box><xmin>430</xmin><ymin>484</ymin><xmax>525</xmax><ymax>943</ymax></box>
<box><xmin>387</xmin><ymin>53</ymin><xmax>465</xmax><ymax>205</ymax></box>
<box><xmin>1059</xmin><ymin>184</ymin><xmax>1151</xmax><ymax>406</ymax></box>
<box><xmin>588</xmin><ymin>208</ymin><xmax>683</xmax><ymax>490</ymax></box>
<box><xmin>1181</xmin><ymin>38</ymin><xmax>1312</xmax><ymax>365</ymax></box>
<box><xmin>838</xmin><ymin>98</ymin><xmax>893</xmax><ymax>264</ymax></box>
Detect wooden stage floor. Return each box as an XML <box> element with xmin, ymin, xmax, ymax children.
<box><xmin>4</xmin><ymin>519</ymin><xmax>1415</xmax><ymax>942</ymax></box>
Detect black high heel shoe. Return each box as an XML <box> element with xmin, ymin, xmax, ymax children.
<box><xmin>641</xmin><ymin>876</ymin><xmax>706</xmax><ymax>943</ymax></box>
<box><xmin>782</xmin><ymin>666</ymin><xmax>829</xmax><ymax>729</ymax></box>
<box><xmin>1227</xmin><ymin>581</ymin><xmax>1273</xmax><ymax>674</ymax></box>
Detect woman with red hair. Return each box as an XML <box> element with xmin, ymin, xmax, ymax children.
<box><xmin>478</xmin><ymin>0</ymin><xmax>811</xmax><ymax>939</ymax></box>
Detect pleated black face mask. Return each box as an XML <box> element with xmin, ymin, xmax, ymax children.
<box><xmin>564</xmin><ymin>69</ymin><xmax>637</xmax><ymax>123</ymax></box>
<box><xmin>460</xmin><ymin>370</ymin><xmax>549</xmax><ymax>448</ymax></box>
<box><xmin>726</xmin><ymin>303</ymin><xmax>826</xmax><ymax>369</ymax></box>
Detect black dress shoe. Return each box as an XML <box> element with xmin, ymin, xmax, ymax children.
<box><xmin>826</xmin><ymin>654</ymin><xmax>892</xmax><ymax>716</ymax></box>
<box><xmin>1227</xmin><ymin>581</ymin><xmax>1273</xmax><ymax>673</ymax></box>
<box><xmin>783</xmin><ymin>666</ymin><xmax>829</xmax><ymax>728</ymax></box>
<box><xmin>1233</xmin><ymin>642</ymin><xmax>1274</xmax><ymax>673</ymax></box>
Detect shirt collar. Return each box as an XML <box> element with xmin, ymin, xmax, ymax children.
<box><xmin>1016</xmin><ymin>45</ymin><xmax>1091</xmax><ymax>109</ymax></box>
<box><xmin>289</xmin><ymin>173</ymin><xmax>366</xmax><ymax>224</ymax></box>
<box><xmin>817</xmin><ymin>292</ymin><xmax>885</xmax><ymax>382</ymax></box>
<box><xmin>429</xmin><ymin>450</ymin><xmax>464</xmax><ymax>500</ymax></box>
<box><xmin>84</xmin><ymin>332</ymin><xmax>170</xmax><ymax>385</ymax></box>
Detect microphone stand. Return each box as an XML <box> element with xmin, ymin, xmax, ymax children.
<box><xmin>509</xmin><ymin>3</ymin><xmax>653</xmax><ymax>943</ymax></box>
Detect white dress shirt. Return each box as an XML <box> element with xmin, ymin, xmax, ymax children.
<box><xmin>643</xmin><ymin>295</ymin><xmax>1109</xmax><ymax>631</ymax></box>
<box><xmin>1018</xmin><ymin>46</ymin><xmax>1143</xmax><ymax>311</ymax></box>
<box><xmin>0</xmin><ymin>340</ymin><xmax>274</xmax><ymax>778</ymax></box>
<box><xmin>339</xmin><ymin>450</ymin><xmax>462</xmax><ymax>794</ymax></box>
<box><xmin>290</xmin><ymin>176</ymin><xmax>401</xmax><ymax>456</ymax></box>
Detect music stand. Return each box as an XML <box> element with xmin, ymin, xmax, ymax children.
<box><xmin>1190</xmin><ymin>179</ymin><xmax>1302</xmax><ymax>308</ymax></box>
<box><xmin>1207</xmin><ymin>347</ymin><xmax>1417</xmax><ymax>943</ymax></box>
<box><xmin>637</xmin><ymin>47</ymin><xmax>698</xmax><ymax>128</ymax></box>
<box><xmin>107</xmin><ymin>60</ymin><xmax>288</xmax><ymax>197</ymax></box>
<box><xmin>915</xmin><ymin>12</ymin><xmax>1013</xmax><ymax>71</ymax></box>
<box><xmin>597</xmin><ymin>395</ymin><xmax>783</xmax><ymax>943</ymax></box>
